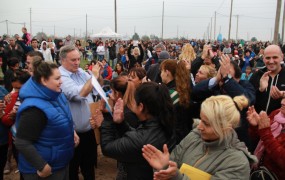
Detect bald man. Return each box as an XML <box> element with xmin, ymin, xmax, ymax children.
<box><xmin>250</xmin><ymin>45</ymin><xmax>285</xmax><ymax>114</ymax></box>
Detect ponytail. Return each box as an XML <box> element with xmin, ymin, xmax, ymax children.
<box><xmin>176</xmin><ymin>60</ymin><xmax>191</xmax><ymax>108</ymax></box>
<box><xmin>160</xmin><ymin>59</ymin><xmax>191</xmax><ymax>108</ymax></box>
<box><xmin>135</xmin><ymin>82</ymin><xmax>175</xmax><ymax>137</ymax></box>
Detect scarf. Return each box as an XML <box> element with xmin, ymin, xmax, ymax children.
<box><xmin>254</xmin><ymin>111</ymin><xmax>285</xmax><ymax>165</ymax></box>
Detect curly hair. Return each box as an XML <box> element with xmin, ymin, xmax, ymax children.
<box><xmin>179</xmin><ymin>43</ymin><xmax>196</xmax><ymax>63</ymax></box>
<box><xmin>160</xmin><ymin>60</ymin><xmax>191</xmax><ymax>108</ymax></box>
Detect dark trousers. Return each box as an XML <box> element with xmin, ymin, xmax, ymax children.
<box><xmin>22</xmin><ymin>166</ymin><xmax>69</xmax><ymax>180</ymax></box>
<box><xmin>0</xmin><ymin>144</ymin><xmax>8</xmax><ymax>180</ymax></box>
<box><xmin>69</xmin><ymin>130</ymin><xmax>97</xmax><ymax>180</ymax></box>
<box><xmin>12</xmin><ymin>140</ymin><xmax>24</xmax><ymax>180</ymax></box>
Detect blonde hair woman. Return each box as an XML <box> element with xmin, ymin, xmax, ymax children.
<box><xmin>195</xmin><ymin>65</ymin><xmax>217</xmax><ymax>84</ymax></box>
<box><xmin>142</xmin><ymin>95</ymin><xmax>257</xmax><ymax>180</ymax></box>
<box><xmin>127</xmin><ymin>41</ymin><xmax>144</xmax><ymax>69</ymax></box>
<box><xmin>179</xmin><ymin>43</ymin><xmax>196</xmax><ymax>63</ymax></box>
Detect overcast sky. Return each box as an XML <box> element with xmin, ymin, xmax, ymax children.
<box><xmin>0</xmin><ymin>0</ymin><xmax>280</xmax><ymax>41</ymax></box>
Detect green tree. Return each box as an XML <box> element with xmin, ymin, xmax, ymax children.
<box><xmin>150</xmin><ymin>34</ymin><xmax>159</xmax><ymax>41</ymax></box>
<box><xmin>141</xmin><ymin>35</ymin><xmax>150</xmax><ymax>41</ymax></box>
<box><xmin>132</xmin><ymin>33</ymin><xmax>140</xmax><ymax>40</ymax></box>
<box><xmin>251</xmin><ymin>37</ymin><xmax>257</xmax><ymax>42</ymax></box>
<box><xmin>35</xmin><ymin>32</ymin><xmax>48</xmax><ymax>41</ymax></box>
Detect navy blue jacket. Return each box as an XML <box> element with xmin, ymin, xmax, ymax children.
<box><xmin>16</xmin><ymin>77</ymin><xmax>74</xmax><ymax>173</ymax></box>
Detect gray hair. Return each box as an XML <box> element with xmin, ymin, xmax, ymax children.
<box><xmin>59</xmin><ymin>45</ymin><xmax>78</xmax><ymax>60</ymax></box>
<box><xmin>154</xmin><ymin>44</ymin><xmax>166</xmax><ymax>51</ymax></box>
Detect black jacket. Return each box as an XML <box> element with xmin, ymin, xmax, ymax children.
<box><xmin>165</xmin><ymin>80</ymin><xmax>193</xmax><ymax>144</ymax></box>
<box><xmin>250</xmin><ymin>66</ymin><xmax>285</xmax><ymax>114</ymax></box>
<box><xmin>108</xmin><ymin>44</ymin><xmax>116</xmax><ymax>60</ymax></box>
<box><xmin>100</xmin><ymin>117</ymin><xmax>176</xmax><ymax>180</ymax></box>
<box><xmin>127</xmin><ymin>44</ymin><xmax>144</xmax><ymax>69</ymax></box>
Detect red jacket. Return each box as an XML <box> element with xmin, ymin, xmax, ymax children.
<box><xmin>249</xmin><ymin>109</ymin><xmax>285</xmax><ymax>179</ymax></box>
<box><xmin>2</xmin><ymin>91</ymin><xmax>18</xmax><ymax>127</ymax></box>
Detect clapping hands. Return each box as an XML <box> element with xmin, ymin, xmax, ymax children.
<box><xmin>247</xmin><ymin>106</ymin><xmax>270</xmax><ymax>129</ymax></box>
<box><xmin>113</xmin><ymin>98</ymin><xmax>124</xmax><ymax>124</ymax></box>
<box><xmin>142</xmin><ymin>144</ymin><xmax>178</xmax><ymax>180</ymax></box>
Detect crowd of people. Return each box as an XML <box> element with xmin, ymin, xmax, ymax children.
<box><xmin>0</xmin><ymin>26</ymin><xmax>285</xmax><ymax>180</ymax></box>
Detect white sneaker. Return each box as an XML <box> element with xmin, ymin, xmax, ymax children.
<box><xmin>3</xmin><ymin>162</ymin><xmax>11</xmax><ymax>174</ymax></box>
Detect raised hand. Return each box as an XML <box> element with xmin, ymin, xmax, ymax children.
<box><xmin>258</xmin><ymin>111</ymin><xmax>270</xmax><ymax>130</ymax></box>
<box><xmin>92</xmin><ymin>62</ymin><xmax>103</xmax><ymax>79</ymax></box>
<box><xmin>142</xmin><ymin>144</ymin><xmax>169</xmax><ymax>171</ymax></box>
<box><xmin>219</xmin><ymin>54</ymin><xmax>231</xmax><ymax>78</ymax></box>
<box><xmin>201</xmin><ymin>45</ymin><xmax>210</xmax><ymax>59</ymax></box>
<box><xmin>153</xmin><ymin>161</ymin><xmax>178</xmax><ymax>180</ymax></box>
<box><xmin>247</xmin><ymin>106</ymin><xmax>259</xmax><ymax>126</ymax></box>
<box><xmin>94</xmin><ymin>110</ymin><xmax>104</xmax><ymax>128</ymax></box>
<box><xmin>113</xmin><ymin>98</ymin><xmax>124</xmax><ymax>124</ymax></box>
<box><xmin>259</xmin><ymin>71</ymin><xmax>271</xmax><ymax>92</ymax></box>
<box><xmin>270</xmin><ymin>86</ymin><xmax>283</xmax><ymax>100</ymax></box>
<box><xmin>4</xmin><ymin>94</ymin><xmax>11</xmax><ymax>104</ymax></box>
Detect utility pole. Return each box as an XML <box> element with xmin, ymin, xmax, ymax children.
<box><xmin>114</xmin><ymin>0</ymin><xmax>117</xmax><ymax>32</ymax></box>
<box><xmin>273</xmin><ymin>0</ymin><xmax>282</xmax><ymax>44</ymax></box>
<box><xmin>214</xmin><ymin>11</ymin><xmax>216</xmax><ymax>40</ymax></box>
<box><xmin>207</xmin><ymin>23</ymin><xmax>210</xmax><ymax>41</ymax></box>
<box><xmin>86</xmin><ymin>14</ymin><xmax>88</xmax><ymax>41</ymax></box>
<box><xmin>228</xmin><ymin>0</ymin><xmax>233</xmax><ymax>41</ymax></box>
<box><xmin>162</xmin><ymin>1</ymin><xmax>164</xmax><ymax>39</ymax></box>
<box><xmin>236</xmin><ymin>15</ymin><xmax>239</xmax><ymax>41</ymax></box>
<box><xmin>30</xmin><ymin>8</ymin><xmax>32</xmax><ymax>36</ymax></box>
<box><xmin>5</xmin><ymin>20</ymin><xmax>8</xmax><ymax>35</ymax></box>
<box><xmin>282</xmin><ymin>0</ymin><xmax>285</xmax><ymax>43</ymax></box>
<box><xmin>210</xmin><ymin>17</ymin><xmax>212</xmax><ymax>41</ymax></box>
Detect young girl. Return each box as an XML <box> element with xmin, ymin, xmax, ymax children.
<box><xmin>160</xmin><ymin>59</ymin><xmax>192</xmax><ymax>143</ymax></box>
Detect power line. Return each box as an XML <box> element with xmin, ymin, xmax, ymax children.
<box><xmin>216</xmin><ymin>0</ymin><xmax>226</xmax><ymax>12</ymax></box>
<box><xmin>216</xmin><ymin>12</ymin><xmax>274</xmax><ymax>20</ymax></box>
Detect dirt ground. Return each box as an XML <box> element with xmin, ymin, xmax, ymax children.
<box><xmin>4</xmin><ymin>147</ymin><xmax>117</xmax><ymax>180</ymax></box>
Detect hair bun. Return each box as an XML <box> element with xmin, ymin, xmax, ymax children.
<box><xmin>233</xmin><ymin>95</ymin><xmax>249</xmax><ymax>111</ymax></box>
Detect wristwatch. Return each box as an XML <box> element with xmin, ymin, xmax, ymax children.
<box><xmin>222</xmin><ymin>74</ymin><xmax>232</xmax><ymax>83</ymax></box>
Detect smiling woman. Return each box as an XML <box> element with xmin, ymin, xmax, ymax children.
<box><xmin>15</xmin><ymin>60</ymin><xmax>76</xmax><ymax>180</ymax></box>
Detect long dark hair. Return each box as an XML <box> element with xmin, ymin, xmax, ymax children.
<box><xmin>134</xmin><ymin>82</ymin><xmax>175</xmax><ymax>137</ymax></box>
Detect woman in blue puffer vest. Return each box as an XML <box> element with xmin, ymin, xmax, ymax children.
<box><xmin>15</xmin><ymin>59</ymin><xmax>79</xmax><ymax>180</ymax></box>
